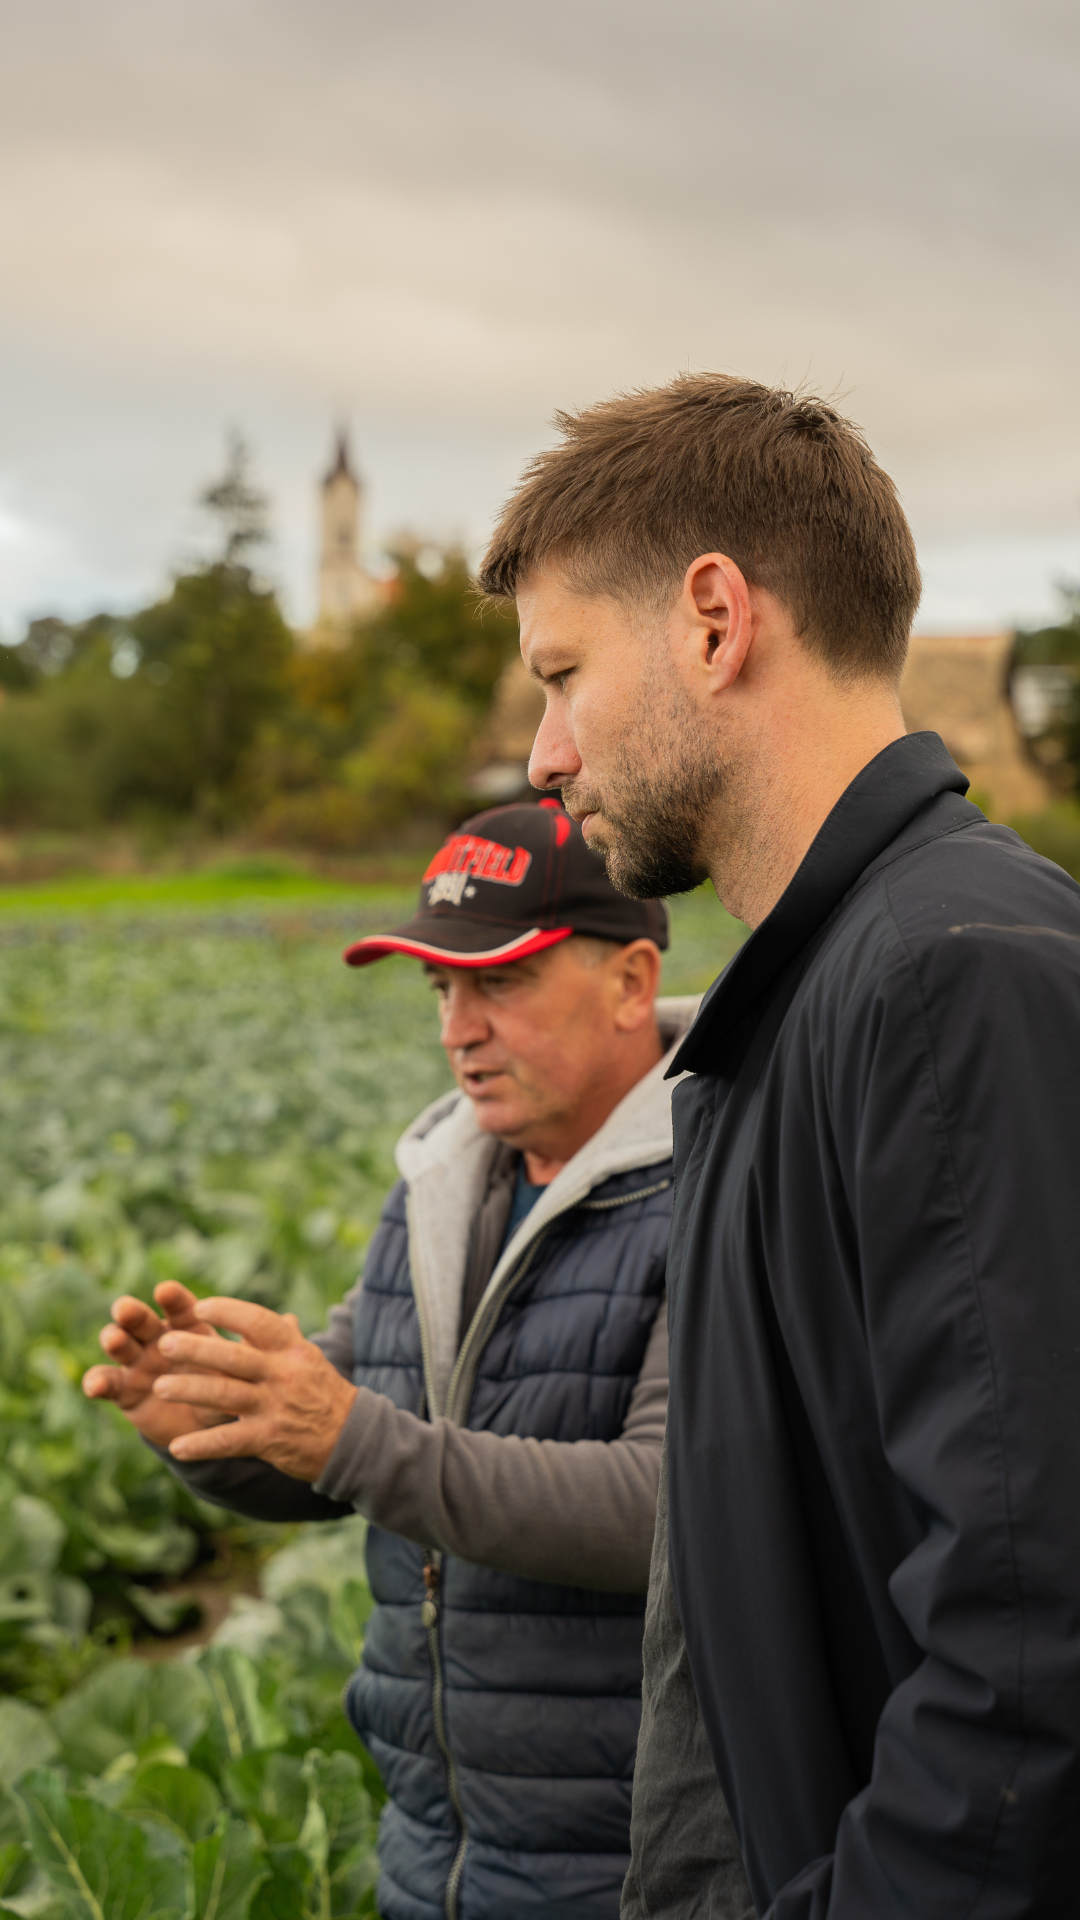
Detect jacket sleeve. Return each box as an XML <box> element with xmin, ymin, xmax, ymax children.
<box><xmin>773</xmin><ymin>907</ymin><xmax>1080</xmax><ymax>1914</ymax></box>
<box><xmin>314</xmin><ymin>1298</ymin><xmax>669</xmax><ymax>1592</ymax></box>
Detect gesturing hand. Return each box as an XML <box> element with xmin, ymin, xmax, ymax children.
<box><xmin>82</xmin><ymin>1280</ymin><xmax>229</xmax><ymax>1449</ymax></box>
<box><xmin>153</xmin><ymin>1298</ymin><xmax>358</xmax><ymax>1483</ymax></box>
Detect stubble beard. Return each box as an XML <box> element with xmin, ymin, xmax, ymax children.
<box><xmin>561</xmin><ymin>681</ymin><xmax>727</xmax><ymax>901</ymax></box>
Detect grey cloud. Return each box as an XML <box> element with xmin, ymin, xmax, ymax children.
<box><xmin>0</xmin><ymin>0</ymin><xmax>1076</xmax><ymax>627</ymax></box>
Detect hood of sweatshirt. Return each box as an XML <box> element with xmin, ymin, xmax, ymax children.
<box><xmin>394</xmin><ymin>994</ymin><xmax>699</xmax><ymax>1418</ymax></box>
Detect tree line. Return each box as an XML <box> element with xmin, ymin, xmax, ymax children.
<box><xmin>0</xmin><ymin>449</ymin><xmax>520</xmax><ymax>849</ymax></box>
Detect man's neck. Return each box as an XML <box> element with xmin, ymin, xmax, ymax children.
<box><xmin>522</xmin><ymin>1147</ymin><xmax>565</xmax><ymax>1187</ymax></box>
<box><xmin>707</xmin><ymin>682</ymin><xmax>907</xmax><ymax>929</ymax></box>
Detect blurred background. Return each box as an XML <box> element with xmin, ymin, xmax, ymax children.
<box><xmin>0</xmin><ymin>0</ymin><xmax>1078</xmax><ymax>873</ymax></box>
<box><xmin>0</xmin><ymin>3</ymin><xmax>1078</xmax><ymax>1876</ymax></box>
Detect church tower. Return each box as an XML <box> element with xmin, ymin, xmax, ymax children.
<box><xmin>311</xmin><ymin>428</ymin><xmax>383</xmax><ymax>643</ymax></box>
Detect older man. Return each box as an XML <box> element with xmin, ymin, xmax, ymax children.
<box><xmin>84</xmin><ymin>799</ymin><xmax>700</xmax><ymax>1920</ymax></box>
<box><xmin>480</xmin><ymin>376</ymin><xmax>1080</xmax><ymax>1917</ymax></box>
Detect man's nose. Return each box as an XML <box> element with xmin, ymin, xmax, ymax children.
<box><xmin>527</xmin><ymin>692</ymin><xmax>582</xmax><ymax>792</ymax></box>
<box><xmin>440</xmin><ymin>984</ymin><xmax>491</xmax><ymax>1050</ymax></box>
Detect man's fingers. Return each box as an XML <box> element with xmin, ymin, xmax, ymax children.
<box><xmin>194</xmin><ymin>1298</ymin><xmax>302</xmax><ymax>1350</ymax></box>
<box><xmin>110</xmin><ymin>1295</ymin><xmax>164</xmax><ymax>1341</ymax></box>
<box><xmin>99</xmin><ymin>1324</ymin><xmax>144</xmax><ymax>1366</ymax></box>
<box><xmin>83</xmin><ymin>1364</ymin><xmax>124</xmax><ymax>1402</ymax></box>
<box><xmin>158</xmin><ymin>1331</ymin><xmax>266</xmax><ymax>1379</ymax></box>
<box><xmin>154</xmin><ymin>1280</ymin><xmax>210</xmax><ymax>1330</ymax></box>
<box><xmin>154</xmin><ymin>1369</ymin><xmax>257</xmax><ymax>1414</ymax></box>
<box><xmin>169</xmin><ymin>1417</ymin><xmax>267</xmax><ymax>1463</ymax></box>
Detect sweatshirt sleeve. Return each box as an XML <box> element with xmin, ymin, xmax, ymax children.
<box><xmin>155</xmin><ymin>1447</ymin><xmax>357</xmax><ymax>1523</ymax></box>
<box><xmin>313</xmin><ymin>1298</ymin><xmax>668</xmax><ymax>1592</ymax></box>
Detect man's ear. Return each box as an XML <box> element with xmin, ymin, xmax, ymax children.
<box><xmin>612</xmin><ymin>940</ymin><xmax>662</xmax><ymax>1031</ymax></box>
<box><xmin>675</xmin><ymin>553</ymin><xmax>754</xmax><ymax>692</ymax></box>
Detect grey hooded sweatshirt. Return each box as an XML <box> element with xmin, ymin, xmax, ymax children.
<box><xmin>163</xmin><ymin>996</ymin><xmax>699</xmax><ymax>1594</ymax></box>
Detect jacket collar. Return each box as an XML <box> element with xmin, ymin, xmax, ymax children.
<box><xmin>670</xmin><ymin>731</ymin><xmax>971</xmax><ymax>1075</ymax></box>
<box><xmin>396</xmin><ymin>996</ymin><xmax>697</xmax><ymax>1417</ymax></box>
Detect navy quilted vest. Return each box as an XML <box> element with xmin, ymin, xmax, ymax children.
<box><xmin>343</xmin><ymin>1163</ymin><xmax>671</xmax><ymax>1920</ymax></box>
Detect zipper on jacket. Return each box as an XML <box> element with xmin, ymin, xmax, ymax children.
<box><xmin>445</xmin><ymin>1176</ymin><xmax>667</xmax><ymax>1427</ymax></box>
<box><xmin>422</xmin><ymin>1553</ymin><xmax>469</xmax><ymax>1920</ymax></box>
<box><xmin>410</xmin><ymin>1172</ymin><xmax>668</xmax><ymax>1911</ymax></box>
<box><xmin>406</xmin><ymin>1194</ymin><xmax>443</xmax><ymax>1418</ymax></box>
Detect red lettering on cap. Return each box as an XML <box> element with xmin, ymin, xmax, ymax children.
<box><xmin>423</xmin><ymin>836</ymin><xmax>532</xmax><ymax>887</ymax></box>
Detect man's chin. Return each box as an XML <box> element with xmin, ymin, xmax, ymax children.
<box><xmin>465</xmin><ymin>1092</ymin><xmax>524</xmax><ymax>1139</ymax></box>
<box><xmin>605</xmin><ymin>835</ymin><xmax>708</xmax><ymax>901</ymax></box>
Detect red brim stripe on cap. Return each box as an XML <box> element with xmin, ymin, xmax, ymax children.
<box><xmin>343</xmin><ymin>926</ymin><xmax>575</xmax><ymax>968</ymax></box>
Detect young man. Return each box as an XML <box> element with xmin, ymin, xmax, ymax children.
<box><xmin>84</xmin><ymin>800</ymin><xmax>699</xmax><ymax>1920</ymax></box>
<box><xmin>479</xmin><ymin>377</ymin><xmax>1080</xmax><ymax>1917</ymax></box>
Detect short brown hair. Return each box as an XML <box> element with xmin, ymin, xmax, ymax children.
<box><xmin>478</xmin><ymin>374</ymin><xmax>921</xmax><ymax>681</ymax></box>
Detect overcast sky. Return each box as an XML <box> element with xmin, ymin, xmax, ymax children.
<box><xmin>1</xmin><ymin>0</ymin><xmax>1078</xmax><ymax>634</ymax></box>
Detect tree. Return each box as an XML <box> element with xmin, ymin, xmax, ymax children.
<box><xmin>1013</xmin><ymin>583</ymin><xmax>1080</xmax><ymax>786</ymax></box>
<box><xmin>199</xmin><ymin>432</ymin><xmax>270</xmax><ymax>568</ymax></box>
<box><xmin>243</xmin><ymin>542</ymin><xmax>521</xmax><ymax>849</ymax></box>
<box><xmin>128</xmin><ymin>567</ymin><xmax>292</xmax><ymax>825</ymax></box>
<box><xmin>111</xmin><ymin>437</ymin><xmax>291</xmax><ymax>825</ymax></box>
<box><xmin>0</xmin><ymin>442</ymin><xmax>292</xmax><ymax>831</ymax></box>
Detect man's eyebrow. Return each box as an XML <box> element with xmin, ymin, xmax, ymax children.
<box><xmin>524</xmin><ymin>646</ymin><xmax>573</xmax><ymax>686</ymax></box>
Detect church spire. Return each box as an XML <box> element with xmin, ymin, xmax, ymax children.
<box><xmin>308</xmin><ymin>423</ymin><xmax>383</xmax><ymax>644</ymax></box>
<box><xmin>324</xmin><ymin>426</ymin><xmax>356</xmax><ymax>488</ymax></box>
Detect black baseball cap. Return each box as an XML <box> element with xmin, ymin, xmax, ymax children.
<box><xmin>343</xmin><ymin>800</ymin><xmax>669</xmax><ymax>968</ymax></box>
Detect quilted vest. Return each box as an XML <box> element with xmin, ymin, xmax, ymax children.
<box><xmin>344</xmin><ymin>1162</ymin><xmax>672</xmax><ymax>1920</ymax></box>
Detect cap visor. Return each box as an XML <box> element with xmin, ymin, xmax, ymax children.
<box><xmin>344</xmin><ymin>924</ymin><xmax>574</xmax><ymax>968</ymax></box>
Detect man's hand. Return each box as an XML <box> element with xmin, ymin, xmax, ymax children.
<box><xmin>152</xmin><ymin>1298</ymin><xmax>358</xmax><ymax>1482</ymax></box>
<box><xmin>82</xmin><ymin>1280</ymin><xmax>229</xmax><ymax>1449</ymax></box>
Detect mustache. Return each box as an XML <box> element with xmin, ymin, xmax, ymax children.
<box><xmin>558</xmin><ymin>779</ymin><xmax>607</xmax><ymax>819</ymax></box>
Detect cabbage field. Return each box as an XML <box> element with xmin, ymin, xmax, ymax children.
<box><xmin>0</xmin><ymin>877</ymin><xmax>744</xmax><ymax>1920</ymax></box>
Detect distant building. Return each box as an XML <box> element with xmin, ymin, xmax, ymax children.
<box><xmin>899</xmin><ymin>634</ymin><xmax>1050</xmax><ymax>818</ymax></box>
<box><xmin>304</xmin><ymin>429</ymin><xmax>385</xmax><ymax>646</ymax></box>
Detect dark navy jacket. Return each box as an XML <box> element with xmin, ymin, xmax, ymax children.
<box><xmin>663</xmin><ymin>734</ymin><xmax>1080</xmax><ymax>1916</ymax></box>
<box><xmin>348</xmin><ymin>1161</ymin><xmax>671</xmax><ymax>1920</ymax></box>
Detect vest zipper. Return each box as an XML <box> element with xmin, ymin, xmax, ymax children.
<box><xmin>411</xmin><ymin>1174</ymin><xmax>667</xmax><ymax>1911</ymax></box>
<box><xmin>422</xmin><ymin>1553</ymin><xmax>469</xmax><ymax>1920</ymax></box>
<box><xmin>445</xmin><ymin>1177</ymin><xmax>666</xmax><ymax>1426</ymax></box>
<box><xmin>444</xmin><ymin>1236</ymin><xmax>545</xmax><ymax>1428</ymax></box>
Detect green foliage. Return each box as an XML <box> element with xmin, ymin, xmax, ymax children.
<box><xmin>0</xmin><ymin>571</ymin><xmax>292</xmax><ymax>833</ymax></box>
<box><xmin>0</xmin><ymin>1521</ymin><xmax>382</xmax><ymax>1920</ymax></box>
<box><xmin>128</xmin><ymin>568</ymin><xmax>293</xmax><ymax>824</ymax></box>
<box><xmin>246</xmin><ymin>547</ymin><xmax>519</xmax><ymax>850</ymax></box>
<box><xmin>1012</xmin><ymin>583</ymin><xmax>1080</xmax><ymax>784</ymax></box>
<box><xmin>1008</xmin><ymin>802</ymin><xmax>1080</xmax><ymax>881</ymax></box>
<box><xmin>0</xmin><ymin>538</ymin><xmax>517</xmax><ymax>850</ymax></box>
<box><xmin>0</xmin><ymin>910</ymin><xmax>450</xmax><ymax>1692</ymax></box>
<box><xmin>200</xmin><ymin>436</ymin><xmax>270</xmax><ymax>573</ymax></box>
<box><xmin>14</xmin><ymin>1767</ymin><xmax>191</xmax><ymax>1920</ymax></box>
<box><xmin>1013</xmin><ymin>584</ymin><xmax>1080</xmax><ymax>670</ymax></box>
<box><xmin>364</xmin><ymin>548</ymin><xmax>518</xmax><ymax>713</ymax></box>
<box><xmin>0</xmin><ymin>876</ymin><xmax>747</xmax><ymax>1916</ymax></box>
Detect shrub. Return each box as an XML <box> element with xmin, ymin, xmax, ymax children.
<box><xmin>1009</xmin><ymin>804</ymin><xmax>1080</xmax><ymax>881</ymax></box>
